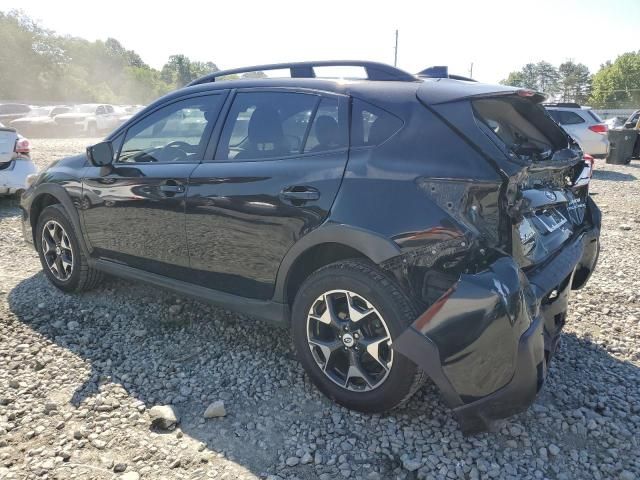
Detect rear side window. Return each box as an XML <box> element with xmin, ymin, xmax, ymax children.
<box><xmin>350</xmin><ymin>99</ymin><xmax>403</xmax><ymax>147</ymax></box>
<box><xmin>556</xmin><ymin>111</ymin><xmax>585</xmax><ymax>125</ymax></box>
<box><xmin>586</xmin><ymin>110</ymin><xmax>603</xmax><ymax>123</ymax></box>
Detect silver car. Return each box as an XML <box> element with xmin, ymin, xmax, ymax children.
<box><xmin>0</xmin><ymin>123</ymin><xmax>36</xmax><ymax>196</ymax></box>
<box><xmin>544</xmin><ymin>103</ymin><xmax>610</xmax><ymax>158</ymax></box>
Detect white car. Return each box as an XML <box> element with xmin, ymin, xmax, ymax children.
<box><xmin>53</xmin><ymin>104</ymin><xmax>121</xmax><ymax>137</ymax></box>
<box><xmin>9</xmin><ymin>105</ymin><xmax>71</xmax><ymax>137</ymax></box>
<box><xmin>544</xmin><ymin>103</ymin><xmax>610</xmax><ymax>158</ymax></box>
<box><xmin>0</xmin><ymin>123</ymin><xmax>36</xmax><ymax>196</ymax></box>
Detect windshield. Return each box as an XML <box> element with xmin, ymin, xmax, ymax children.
<box><xmin>71</xmin><ymin>105</ymin><xmax>98</xmax><ymax>113</ymax></box>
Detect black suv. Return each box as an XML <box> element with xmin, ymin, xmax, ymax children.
<box><xmin>21</xmin><ymin>61</ymin><xmax>600</xmax><ymax>432</ymax></box>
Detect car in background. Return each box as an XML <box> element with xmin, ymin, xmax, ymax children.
<box><xmin>116</xmin><ymin>104</ymin><xmax>145</xmax><ymax>126</ymax></box>
<box><xmin>53</xmin><ymin>104</ymin><xmax>121</xmax><ymax>137</ymax></box>
<box><xmin>624</xmin><ymin>110</ymin><xmax>640</xmax><ymax>129</ymax></box>
<box><xmin>0</xmin><ymin>122</ymin><xmax>36</xmax><ymax>197</ymax></box>
<box><xmin>0</xmin><ymin>103</ymin><xmax>31</xmax><ymax>124</ymax></box>
<box><xmin>544</xmin><ymin>103</ymin><xmax>609</xmax><ymax>158</ymax></box>
<box><xmin>603</xmin><ymin>116</ymin><xmax>628</xmax><ymax>130</ymax></box>
<box><xmin>9</xmin><ymin>105</ymin><xmax>72</xmax><ymax>137</ymax></box>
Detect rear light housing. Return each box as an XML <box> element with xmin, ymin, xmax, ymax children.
<box><xmin>583</xmin><ymin>154</ymin><xmax>594</xmax><ymax>178</ymax></box>
<box><xmin>588</xmin><ymin>124</ymin><xmax>607</xmax><ymax>134</ymax></box>
<box><xmin>14</xmin><ymin>137</ymin><xmax>30</xmax><ymax>155</ymax></box>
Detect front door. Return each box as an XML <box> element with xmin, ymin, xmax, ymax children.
<box><xmin>186</xmin><ymin>90</ymin><xmax>349</xmax><ymax>299</ymax></box>
<box><xmin>81</xmin><ymin>92</ymin><xmax>226</xmax><ymax>279</ymax></box>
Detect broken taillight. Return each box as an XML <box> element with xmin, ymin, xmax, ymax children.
<box><xmin>15</xmin><ymin>137</ymin><xmax>30</xmax><ymax>154</ymax></box>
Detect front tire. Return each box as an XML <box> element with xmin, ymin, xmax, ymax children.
<box><xmin>291</xmin><ymin>259</ymin><xmax>425</xmax><ymax>413</ymax></box>
<box><xmin>36</xmin><ymin>204</ymin><xmax>103</xmax><ymax>292</ymax></box>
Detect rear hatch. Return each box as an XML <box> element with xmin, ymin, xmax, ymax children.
<box><xmin>418</xmin><ymin>82</ymin><xmax>591</xmax><ymax>269</ymax></box>
<box><xmin>0</xmin><ymin>127</ymin><xmax>18</xmax><ymax>166</ymax></box>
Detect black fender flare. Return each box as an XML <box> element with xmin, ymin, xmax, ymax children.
<box><xmin>272</xmin><ymin>223</ymin><xmax>402</xmax><ymax>303</ymax></box>
<box><xmin>28</xmin><ymin>183</ymin><xmax>91</xmax><ymax>257</ymax></box>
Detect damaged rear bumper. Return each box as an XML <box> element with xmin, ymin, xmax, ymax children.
<box><xmin>393</xmin><ymin>222</ymin><xmax>600</xmax><ymax>433</ymax></box>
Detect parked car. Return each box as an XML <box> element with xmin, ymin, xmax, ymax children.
<box><xmin>603</xmin><ymin>116</ymin><xmax>628</xmax><ymax>130</ymax></box>
<box><xmin>116</xmin><ymin>104</ymin><xmax>145</xmax><ymax>126</ymax></box>
<box><xmin>624</xmin><ymin>110</ymin><xmax>640</xmax><ymax>129</ymax></box>
<box><xmin>53</xmin><ymin>104</ymin><xmax>121</xmax><ymax>137</ymax></box>
<box><xmin>0</xmin><ymin>122</ymin><xmax>36</xmax><ymax>196</ymax></box>
<box><xmin>9</xmin><ymin>105</ymin><xmax>72</xmax><ymax>137</ymax></box>
<box><xmin>20</xmin><ymin>61</ymin><xmax>600</xmax><ymax>432</ymax></box>
<box><xmin>544</xmin><ymin>103</ymin><xmax>609</xmax><ymax>158</ymax></box>
<box><xmin>0</xmin><ymin>103</ymin><xmax>31</xmax><ymax>124</ymax></box>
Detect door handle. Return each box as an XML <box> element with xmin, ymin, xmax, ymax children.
<box><xmin>280</xmin><ymin>186</ymin><xmax>320</xmax><ymax>202</ymax></box>
<box><xmin>159</xmin><ymin>180</ymin><xmax>185</xmax><ymax>194</ymax></box>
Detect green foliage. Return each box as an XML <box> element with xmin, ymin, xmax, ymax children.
<box><xmin>558</xmin><ymin>61</ymin><xmax>591</xmax><ymax>104</ymax></box>
<box><xmin>500</xmin><ymin>61</ymin><xmax>561</xmax><ymax>95</ymax></box>
<box><xmin>0</xmin><ymin>10</ymin><xmax>217</xmax><ymax>104</ymax></box>
<box><xmin>588</xmin><ymin>51</ymin><xmax>640</xmax><ymax>108</ymax></box>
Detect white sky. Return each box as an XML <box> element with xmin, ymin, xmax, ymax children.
<box><xmin>2</xmin><ymin>0</ymin><xmax>638</xmax><ymax>83</ymax></box>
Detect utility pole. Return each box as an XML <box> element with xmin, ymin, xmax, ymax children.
<box><xmin>469</xmin><ymin>62</ymin><xmax>474</xmax><ymax>78</ymax></box>
<box><xmin>394</xmin><ymin>30</ymin><xmax>398</xmax><ymax>67</ymax></box>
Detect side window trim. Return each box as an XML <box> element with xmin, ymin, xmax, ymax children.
<box><xmin>209</xmin><ymin>88</ymin><xmax>348</xmax><ymax>163</ymax></box>
<box><xmin>115</xmin><ymin>91</ymin><xmax>228</xmax><ymax>165</ymax></box>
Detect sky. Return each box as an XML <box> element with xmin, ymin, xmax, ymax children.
<box><xmin>2</xmin><ymin>0</ymin><xmax>639</xmax><ymax>83</ymax></box>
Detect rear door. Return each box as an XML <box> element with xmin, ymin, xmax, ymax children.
<box><xmin>186</xmin><ymin>89</ymin><xmax>349</xmax><ymax>299</ymax></box>
<box><xmin>81</xmin><ymin>92</ymin><xmax>227</xmax><ymax>278</ymax></box>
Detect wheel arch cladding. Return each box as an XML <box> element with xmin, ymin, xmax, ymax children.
<box><xmin>29</xmin><ymin>185</ymin><xmax>88</xmax><ymax>255</ymax></box>
<box><xmin>273</xmin><ymin>224</ymin><xmax>402</xmax><ymax>305</ymax></box>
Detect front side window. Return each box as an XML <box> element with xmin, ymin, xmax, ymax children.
<box><xmin>217</xmin><ymin>92</ymin><xmax>318</xmax><ymax>160</ymax></box>
<box><xmin>118</xmin><ymin>95</ymin><xmax>223</xmax><ymax>163</ymax></box>
<box><xmin>350</xmin><ymin>98</ymin><xmax>403</xmax><ymax>147</ymax></box>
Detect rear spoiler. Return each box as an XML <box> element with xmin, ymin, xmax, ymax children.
<box><xmin>417</xmin><ymin>80</ymin><xmax>547</xmax><ymax>106</ymax></box>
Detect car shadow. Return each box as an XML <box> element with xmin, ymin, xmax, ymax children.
<box><xmin>0</xmin><ymin>196</ymin><xmax>21</xmax><ymax>218</ymax></box>
<box><xmin>592</xmin><ymin>169</ymin><xmax>637</xmax><ymax>181</ymax></box>
<box><xmin>7</xmin><ymin>272</ymin><xmax>640</xmax><ymax>477</ymax></box>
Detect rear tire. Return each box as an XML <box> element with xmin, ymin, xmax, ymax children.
<box><xmin>291</xmin><ymin>259</ymin><xmax>425</xmax><ymax>413</ymax></box>
<box><xmin>36</xmin><ymin>204</ymin><xmax>103</xmax><ymax>293</ymax></box>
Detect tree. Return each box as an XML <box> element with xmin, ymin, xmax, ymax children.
<box><xmin>161</xmin><ymin>55</ymin><xmax>218</xmax><ymax>88</ymax></box>
<box><xmin>558</xmin><ymin>60</ymin><xmax>591</xmax><ymax>103</ymax></box>
<box><xmin>588</xmin><ymin>51</ymin><xmax>640</xmax><ymax>108</ymax></box>
<box><xmin>535</xmin><ymin>61</ymin><xmax>559</xmax><ymax>95</ymax></box>
<box><xmin>500</xmin><ymin>71</ymin><xmax>524</xmax><ymax>88</ymax></box>
<box><xmin>500</xmin><ymin>62</ymin><xmax>560</xmax><ymax>95</ymax></box>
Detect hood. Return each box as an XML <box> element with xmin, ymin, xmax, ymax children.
<box><xmin>55</xmin><ymin>113</ymin><xmax>91</xmax><ymax>120</ymax></box>
<box><xmin>12</xmin><ymin>116</ymin><xmax>53</xmax><ymax>124</ymax></box>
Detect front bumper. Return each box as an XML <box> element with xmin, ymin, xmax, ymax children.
<box><xmin>393</xmin><ymin>206</ymin><xmax>600</xmax><ymax>433</ymax></box>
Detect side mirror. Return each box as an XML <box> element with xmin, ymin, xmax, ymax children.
<box><xmin>624</xmin><ymin>122</ymin><xmax>636</xmax><ymax>129</ymax></box>
<box><xmin>87</xmin><ymin>141</ymin><xmax>114</xmax><ymax>167</ymax></box>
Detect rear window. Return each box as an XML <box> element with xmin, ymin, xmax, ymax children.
<box><xmin>586</xmin><ymin>110</ymin><xmax>603</xmax><ymax>123</ymax></box>
<box><xmin>473</xmin><ymin>97</ymin><xmax>567</xmax><ymax>159</ymax></box>
<box><xmin>350</xmin><ymin>99</ymin><xmax>402</xmax><ymax>147</ymax></box>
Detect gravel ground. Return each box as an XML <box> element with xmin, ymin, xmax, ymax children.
<box><xmin>1</xmin><ymin>138</ymin><xmax>639</xmax><ymax>480</ymax></box>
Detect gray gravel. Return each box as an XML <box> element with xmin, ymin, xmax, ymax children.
<box><xmin>0</xmin><ymin>138</ymin><xmax>639</xmax><ymax>479</ymax></box>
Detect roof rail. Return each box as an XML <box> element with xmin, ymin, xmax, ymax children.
<box><xmin>187</xmin><ymin>60</ymin><xmax>417</xmax><ymax>86</ymax></box>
